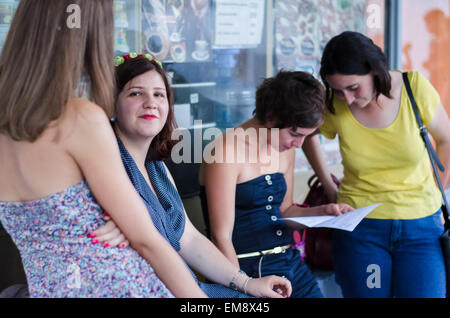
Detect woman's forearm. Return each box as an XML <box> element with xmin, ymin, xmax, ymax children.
<box><xmin>282</xmin><ymin>203</ymin><xmax>353</xmax><ymax>218</ymax></box>
<box><xmin>211</xmin><ymin>236</ymin><xmax>240</xmax><ymax>268</ymax></box>
<box><xmin>282</xmin><ymin>204</ymin><xmax>321</xmax><ymax>218</ymax></box>
<box><xmin>180</xmin><ymin>227</ymin><xmax>240</xmax><ymax>287</ymax></box>
<box><xmin>132</xmin><ymin>234</ymin><xmax>207</xmax><ymax>298</ymax></box>
<box><xmin>436</xmin><ymin>140</ymin><xmax>450</xmax><ymax>188</ymax></box>
<box><xmin>427</xmin><ymin>104</ymin><xmax>450</xmax><ymax>188</ymax></box>
<box><xmin>179</xmin><ymin>228</ymin><xmax>293</xmax><ymax>298</ymax></box>
<box><xmin>302</xmin><ymin>134</ymin><xmax>338</xmax><ymax>201</ymax></box>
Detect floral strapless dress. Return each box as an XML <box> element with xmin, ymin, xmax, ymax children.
<box><xmin>0</xmin><ymin>181</ymin><xmax>173</xmax><ymax>298</ymax></box>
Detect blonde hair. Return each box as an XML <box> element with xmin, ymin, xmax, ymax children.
<box><xmin>0</xmin><ymin>0</ymin><xmax>115</xmax><ymax>141</ymax></box>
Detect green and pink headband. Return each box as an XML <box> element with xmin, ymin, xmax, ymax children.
<box><xmin>114</xmin><ymin>52</ymin><xmax>163</xmax><ymax>68</ymax></box>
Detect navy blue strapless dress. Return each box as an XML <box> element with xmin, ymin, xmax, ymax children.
<box><xmin>200</xmin><ymin>173</ymin><xmax>322</xmax><ymax>298</ymax></box>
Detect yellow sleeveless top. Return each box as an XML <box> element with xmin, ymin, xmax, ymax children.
<box><xmin>320</xmin><ymin>71</ymin><xmax>442</xmax><ymax>219</ymax></box>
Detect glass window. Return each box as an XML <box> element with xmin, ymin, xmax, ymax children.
<box><xmin>113</xmin><ymin>0</ymin><xmax>267</xmax><ymax>134</ymax></box>
<box><xmin>0</xmin><ymin>0</ymin><xmax>19</xmax><ymax>49</ymax></box>
<box><xmin>0</xmin><ymin>0</ymin><xmax>386</xmax><ymax>194</ymax></box>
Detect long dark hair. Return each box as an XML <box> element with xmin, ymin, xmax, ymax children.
<box><xmin>115</xmin><ymin>56</ymin><xmax>177</xmax><ymax>161</ymax></box>
<box><xmin>320</xmin><ymin>31</ymin><xmax>392</xmax><ymax>114</ymax></box>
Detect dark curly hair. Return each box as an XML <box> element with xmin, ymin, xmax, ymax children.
<box><xmin>254</xmin><ymin>70</ymin><xmax>326</xmax><ymax>129</ymax></box>
<box><xmin>114</xmin><ymin>56</ymin><xmax>177</xmax><ymax>161</ymax></box>
<box><xmin>319</xmin><ymin>31</ymin><xmax>392</xmax><ymax>114</ymax></box>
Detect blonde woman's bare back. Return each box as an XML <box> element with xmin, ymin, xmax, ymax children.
<box><xmin>0</xmin><ymin>98</ymin><xmax>94</xmax><ymax>203</ymax></box>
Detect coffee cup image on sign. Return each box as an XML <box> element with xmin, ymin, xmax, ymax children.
<box><xmin>192</xmin><ymin>40</ymin><xmax>209</xmax><ymax>61</ymax></box>
<box><xmin>170</xmin><ymin>32</ymin><xmax>182</xmax><ymax>42</ymax></box>
<box><xmin>300</xmin><ymin>36</ymin><xmax>315</xmax><ymax>57</ymax></box>
<box><xmin>278</xmin><ymin>36</ymin><xmax>296</xmax><ymax>56</ymax></box>
<box><xmin>145</xmin><ymin>32</ymin><xmax>169</xmax><ymax>60</ymax></box>
<box><xmin>171</xmin><ymin>44</ymin><xmax>186</xmax><ymax>62</ymax></box>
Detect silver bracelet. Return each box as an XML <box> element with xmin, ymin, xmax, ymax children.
<box><xmin>243</xmin><ymin>277</ymin><xmax>253</xmax><ymax>294</ymax></box>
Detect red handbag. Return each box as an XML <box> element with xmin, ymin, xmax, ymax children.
<box><xmin>301</xmin><ymin>174</ymin><xmax>341</xmax><ymax>270</ymax></box>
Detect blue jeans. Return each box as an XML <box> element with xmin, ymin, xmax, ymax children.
<box><xmin>332</xmin><ymin>209</ymin><xmax>446</xmax><ymax>298</ymax></box>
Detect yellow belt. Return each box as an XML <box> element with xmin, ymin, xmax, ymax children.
<box><xmin>237</xmin><ymin>244</ymin><xmax>291</xmax><ymax>259</ymax></box>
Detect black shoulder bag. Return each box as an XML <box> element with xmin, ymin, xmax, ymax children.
<box><xmin>402</xmin><ymin>72</ymin><xmax>450</xmax><ymax>297</ymax></box>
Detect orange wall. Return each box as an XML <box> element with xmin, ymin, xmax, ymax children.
<box><xmin>402</xmin><ymin>1</ymin><xmax>450</xmax><ymax>116</ymax></box>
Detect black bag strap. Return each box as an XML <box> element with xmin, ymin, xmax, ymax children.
<box><xmin>402</xmin><ymin>72</ymin><xmax>449</xmax><ymax>228</ymax></box>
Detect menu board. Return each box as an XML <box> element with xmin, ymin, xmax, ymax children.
<box><xmin>213</xmin><ymin>0</ymin><xmax>265</xmax><ymax>48</ymax></box>
<box><xmin>275</xmin><ymin>0</ymin><xmax>366</xmax><ymax>77</ymax></box>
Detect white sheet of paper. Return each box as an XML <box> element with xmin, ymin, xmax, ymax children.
<box><xmin>281</xmin><ymin>204</ymin><xmax>381</xmax><ymax>232</ymax></box>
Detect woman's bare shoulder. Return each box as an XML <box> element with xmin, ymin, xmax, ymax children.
<box><xmin>66</xmin><ymin>98</ymin><xmax>110</xmax><ymax>123</ymax></box>
<box><xmin>59</xmin><ymin>98</ymin><xmax>115</xmax><ymax>153</ymax></box>
<box><xmin>58</xmin><ymin>98</ymin><xmax>111</xmax><ymax>135</ymax></box>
